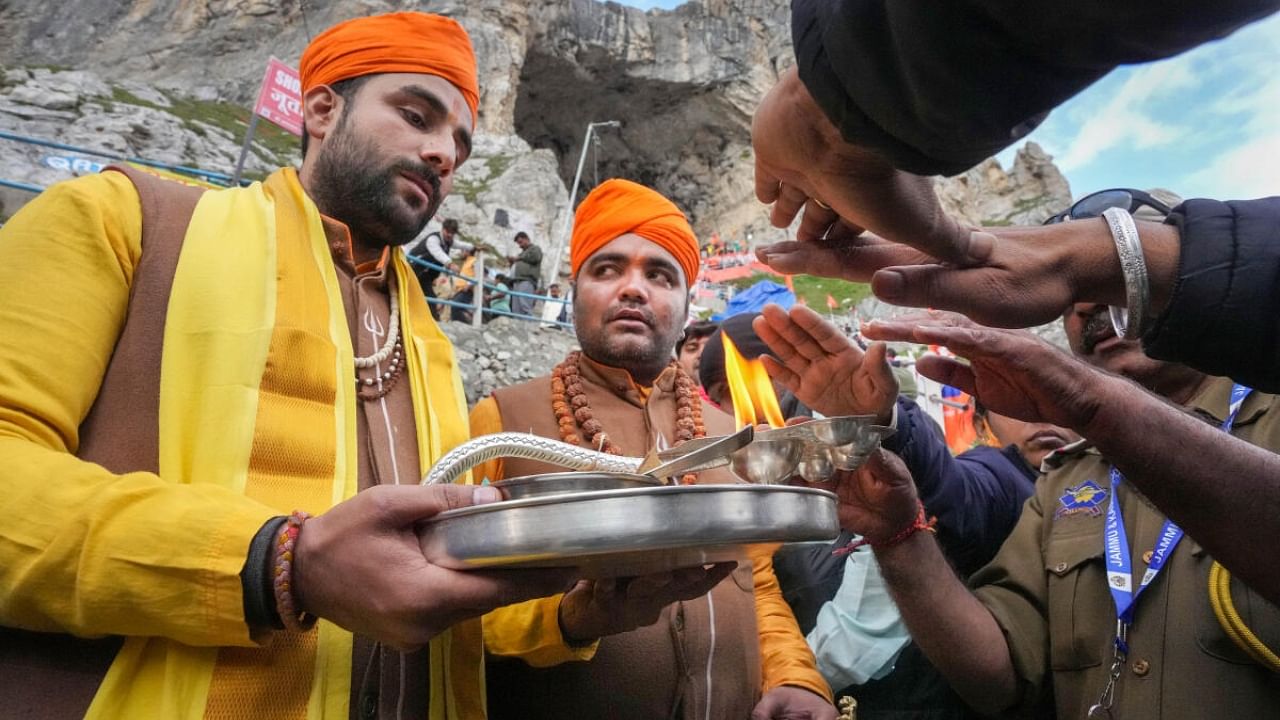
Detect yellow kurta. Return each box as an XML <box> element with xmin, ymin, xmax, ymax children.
<box><xmin>0</xmin><ymin>169</ymin><xmax>481</xmax><ymax>718</ymax></box>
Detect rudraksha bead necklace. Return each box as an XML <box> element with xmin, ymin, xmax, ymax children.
<box><xmin>551</xmin><ymin>351</ymin><xmax>706</xmax><ymax>483</ymax></box>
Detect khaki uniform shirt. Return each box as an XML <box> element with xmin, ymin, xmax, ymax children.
<box><xmin>971</xmin><ymin>377</ymin><xmax>1280</xmax><ymax>718</ymax></box>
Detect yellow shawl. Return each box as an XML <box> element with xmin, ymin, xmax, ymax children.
<box><xmin>85</xmin><ymin>169</ymin><xmax>482</xmax><ymax>719</ymax></box>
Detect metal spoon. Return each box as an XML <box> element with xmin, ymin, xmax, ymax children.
<box><xmin>641</xmin><ymin>425</ymin><xmax>754</xmax><ymax>480</ymax></box>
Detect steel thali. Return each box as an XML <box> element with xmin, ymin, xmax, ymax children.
<box><xmin>418</xmin><ymin>482</ymin><xmax>839</xmax><ymax>578</ymax></box>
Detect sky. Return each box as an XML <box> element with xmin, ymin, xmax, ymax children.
<box><xmin>617</xmin><ymin>1</ymin><xmax>1279</xmax><ymax>203</ymax></box>
<box><xmin>995</xmin><ymin>12</ymin><xmax>1280</xmax><ymax>203</ymax></box>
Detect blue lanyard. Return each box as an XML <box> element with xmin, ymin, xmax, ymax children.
<box><xmin>1103</xmin><ymin>383</ymin><xmax>1252</xmax><ymax>647</ymax></box>
<box><xmin>1092</xmin><ymin>382</ymin><xmax>1251</xmax><ymax>717</ymax></box>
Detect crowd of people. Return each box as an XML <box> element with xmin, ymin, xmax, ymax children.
<box><xmin>1</xmin><ymin>3</ymin><xmax>1278</xmax><ymax>720</ymax></box>
<box><xmin>407</xmin><ymin>222</ymin><xmax>572</xmax><ymax>327</ymax></box>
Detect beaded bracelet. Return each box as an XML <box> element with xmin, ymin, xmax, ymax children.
<box><xmin>273</xmin><ymin>510</ymin><xmax>318</xmax><ymax>632</ymax></box>
<box><xmin>833</xmin><ymin>500</ymin><xmax>937</xmax><ymax>556</ymax></box>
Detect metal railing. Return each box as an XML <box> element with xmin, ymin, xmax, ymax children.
<box><xmin>0</xmin><ymin>178</ymin><xmax>43</xmax><ymax>193</ymax></box>
<box><xmin>0</xmin><ymin>130</ymin><xmax>244</xmax><ymax>188</ymax></box>
<box><xmin>404</xmin><ymin>253</ymin><xmax>572</xmax><ymax>330</ymax></box>
<box><xmin>0</xmin><ymin>130</ymin><xmax>573</xmax><ymax>333</ymax></box>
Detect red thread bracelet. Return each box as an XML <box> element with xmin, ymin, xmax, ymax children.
<box><xmin>834</xmin><ymin>500</ymin><xmax>937</xmax><ymax>556</ymax></box>
<box><xmin>273</xmin><ymin>510</ymin><xmax>317</xmax><ymax>632</ymax></box>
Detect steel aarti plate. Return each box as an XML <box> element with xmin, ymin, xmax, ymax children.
<box><xmin>418</xmin><ymin>483</ymin><xmax>839</xmax><ymax>578</ymax></box>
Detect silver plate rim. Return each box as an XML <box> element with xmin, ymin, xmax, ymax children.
<box><xmin>428</xmin><ymin>482</ymin><xmax>838</xmax><ymax>521</ymax></box>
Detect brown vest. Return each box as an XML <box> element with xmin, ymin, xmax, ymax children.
<box><xmin>486</xmin><ymin>356</ymin><xmax>761</xmax><ymax>720</ymax></box>
<box><xmin>0</xmin><ymin>166</ymin><xmax>201</xmax><ymax>719</ymax></box>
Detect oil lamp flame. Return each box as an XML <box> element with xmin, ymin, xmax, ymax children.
<box><xmin>722</xmin><ymin>334</ymin><xmax>786</xmax><ymax>429</ymax></box>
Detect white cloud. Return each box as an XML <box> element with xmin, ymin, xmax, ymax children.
<box><xmin>1184</xmin><ymin>130</ymin><xmax>1280</xmax><ymax>199</ymax></box>
<box><xmin>1018</xmin><ymin>12</ymin><xmax>1280</xmax><ymax>199</ymax></box>
<box><xmin>1178</xmin><ymin>17</ymin><xmax>1280</xmax><ymax>197</ymax></box>
<box><xmin>1056</xmin><ymin>61</ymin><xmax>1199</xmax><ymax>171</ymax></box>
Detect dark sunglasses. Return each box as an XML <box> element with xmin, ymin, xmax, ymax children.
<box><xmin>1042</xmin><ymin>188</ymin><xmax>1173</xmax><ymax>225</ymax></box>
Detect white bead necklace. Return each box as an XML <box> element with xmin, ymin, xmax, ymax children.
<box><xmin>353</xmin><ymin>291</ymin><xmax>400</xmax><ymax>369</ymax></box>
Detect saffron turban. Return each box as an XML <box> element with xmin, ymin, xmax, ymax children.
<box><xmin>570</xmin><ymin>179</ymin><xmax>701</xmax><ymax>288</ymax></box>
<box><xmin>299</xmin><ymin>12</ymin><xmax>479</xmax><ymax>128</ymax></box>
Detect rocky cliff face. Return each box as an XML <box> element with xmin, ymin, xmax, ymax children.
<box><xmin>1</xmin><ymin>0</ymin><xmax>1074</xmax><ymax>390</ymax></box>
<box><xmin>1</xmin><ymin>0</ymin><xmax>1071</xmax><ymax>249</ymax></box>
<box><xmin>1</xmin><ymin>0</ymin><xmax>800</xmax><ymax>273</ymax></box>
<box><xmin>441</xmin><ymin>317</ymin><xmax>580</xmax><ymax>406</ymax></box>
<box><xmin>937</xmin><ymin>142</ymin><xmax>1073</xmax><ymax>227</ymax></box>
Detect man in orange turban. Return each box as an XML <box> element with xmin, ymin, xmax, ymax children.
<box><xmin>299</xmin><ymin>12</ymin><xmax>479</xmax><ymax>127</ymax></box>
<box><xmin>298</xmin><ymin>11</ymin><xmax>480</xmax><ymax>262</ymax></box>
<box><xmin>472</xmin><ymin>179</ymin><xmax>836</xmax><ymax>719</ymax></box>
<box><xmin>0</xmin><ymin>11</ymin><xmax>570</xmax><ymax>720</ymax></box>
<box><xmin>570</xmin><ymin>178</ymin><xmax>702</xmax><ymax>289</ymax></box>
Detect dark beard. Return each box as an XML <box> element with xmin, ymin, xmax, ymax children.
<box><xmin>574</xmin><ymin>299</ymin><xmax>684</xmax><ymax>380</ymax></box>
<box><xmin>309</xmin><ymin>115</ymin><xmax>442</xmax><ymax>249</ymax></box>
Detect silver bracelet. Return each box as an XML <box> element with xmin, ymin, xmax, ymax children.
<box><xmin>1102</xmin><ymin>206</ymin><xmax>1150</xmax><ymax>340</ymax></box>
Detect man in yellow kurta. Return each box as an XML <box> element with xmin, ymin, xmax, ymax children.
<box><xmin>473</xmin><ymin>179</ymin><xmax>835</xmax><ymax>719</ymax></box>
<box><xmin>0</xmin><ymin>12</ymin><xmax>567</xmax><ymax>720</ymax></box>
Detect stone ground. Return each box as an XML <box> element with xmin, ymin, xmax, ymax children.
<box><xmin>440</xmin><ymin>316</ymin><xmax>579</xmax><ymax>406</ymax></box>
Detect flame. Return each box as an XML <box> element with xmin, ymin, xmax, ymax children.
<box><xmin>722</xmin><ymin>334</ymin><xmax>785</xmax><ymax>429</ymax></box>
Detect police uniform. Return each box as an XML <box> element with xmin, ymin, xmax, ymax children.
<box><xmin>969</xmin><ymin>377</ymin><xmax>1280</xmax><ymax>718</ymax></box>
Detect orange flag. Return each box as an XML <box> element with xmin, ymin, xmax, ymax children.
<box><xmin>929</xmin><ymin>344</ymin><xmax>978</xmax><ymax>453</ymax></box>
<box><xmin>826</xmin><ymin>293</ymin><xmax>838</xmax><ymax>310</ymax></box>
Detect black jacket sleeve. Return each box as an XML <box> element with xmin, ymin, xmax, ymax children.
<box><xmin>792</xmin><ymin>0</ymin><xmax>1280</xmax><ymax>176</ymax></box>
<box><xmin>1143</xmin><ymin>197</ymin><xmax>1280</xmax><ymax>392</ymax></box>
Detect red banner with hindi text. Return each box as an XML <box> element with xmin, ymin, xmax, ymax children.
<box><xmin>252</xmin><ymin>57</ymin><xmax>303</xmax><ymax>136</ymax></box>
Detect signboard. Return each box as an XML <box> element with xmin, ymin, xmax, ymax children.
<box><xmin>252</xmin><ymin>57</ymin><xmax>303</xmax><ymax>136</ymax></box>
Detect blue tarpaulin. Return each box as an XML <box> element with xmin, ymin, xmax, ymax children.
<box><xmin>712</xmin><ymin>280</ymin><xmax>795</xmax><ymax>321</ymax></box>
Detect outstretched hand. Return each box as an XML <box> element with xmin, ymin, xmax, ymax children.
<box><xmin>803</xmin><ymin>450</ymin><xmax>919</xmax><ymax>542</ymax></box>
<box><xmin>760</xmin><ymin>215</ymin><xmax>1178</xmax><ymax>335</ymax></box>
<box><xmin>866</xmin><ymin>222</ymin><xmax>1131</xmax><ymax>329</ymax></box>
<box><xmin>863</xmin><ymin>311</ymin><xmax>1106</xmax><ymax>432</ymax></box>
<box><xmin>752</xmin><ymin>67</ymin><xmax>985</xmax><ymax>267</ymax></box>
<box><xmin>557</xmin><ymin>563</ymin><xmax>737</xmax><ymax>643</ymax></box>
<box><xmin>753</xmin><ymin>70</ymin><xmax>1182</xmax><ymax>330</ymax></box>
<box><xmin>753</xmin><ymin>304</ymin><xmax>897</xmax><ymax>422</ymax></box>
<box><xmin>754</xmin><ymin>228</ymin><xmax>931</xmax><ymax>284</ymax></box>
<box><xmin>293</xmin><ymin>484</ymin><xmax>574</xmax><ymax>651</ymax></box>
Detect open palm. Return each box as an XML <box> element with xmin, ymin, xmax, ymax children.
<box><xmin>806</xmin><ymin>450</ymin><xmax>919</xmax><ymax>541</ymax></box>
<box><xmin>755</xmin><ymin>304</ymin><xmax>897</xmax><ymax>422</ymax></box>
<box><xmin>864</xmin><ymin>311</ymin><xmax>1103</xmax><ymax>431</ymax></box>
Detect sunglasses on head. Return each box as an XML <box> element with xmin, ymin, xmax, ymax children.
<box><xmin>1042</xmin><ymin>188</ymin><xmax>1174</xmax><ymax>225</ymax></box>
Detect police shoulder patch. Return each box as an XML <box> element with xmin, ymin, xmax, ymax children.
<box><xmin>1055</xmin><ymin>479</ymin><xmax>1109</xmax><ymax>519</ymax></box>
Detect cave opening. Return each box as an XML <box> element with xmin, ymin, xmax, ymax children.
<box><xmin>512</xmin><ymin>47</ymin><xmax>748</xmax><ymax>229</ymax></box>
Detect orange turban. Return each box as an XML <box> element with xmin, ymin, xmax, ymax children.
<box><xmin>570</xmin><ymin>179</ymin><xmax>700</xmax><ymax>288</ymax></box>
<box><xmin>300</xmin><ymin>12</ymin><xmax>479</xmax><ymax>128</ymax></box>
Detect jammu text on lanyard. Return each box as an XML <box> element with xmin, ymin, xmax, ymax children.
<box><xmin>1090</xmin><ymin>384</ymin><xmax>1259</xmax><ymax>712</ymax></box>
<box><xmin>1103</xmin><ymin>383</ymin><xmax>1251</xmax><ymax>635</ymax></box>
<box><xmin>1089</xmin><ymin>384</ymin><xmax>1252</xmax><ymax>719</ymax></box>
